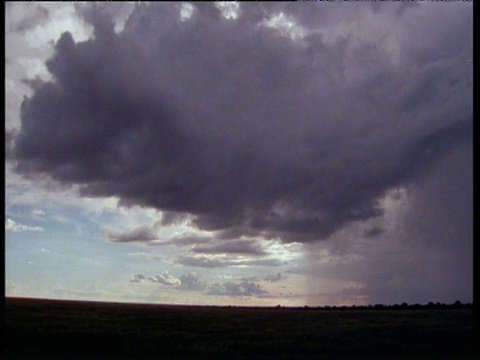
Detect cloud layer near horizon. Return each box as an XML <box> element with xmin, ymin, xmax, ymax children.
<box><xmin>9</xmin><ymin>2</ymin><xmax>472</xmax><ymax>247</ymax></box>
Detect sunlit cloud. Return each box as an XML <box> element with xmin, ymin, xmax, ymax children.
<box><xmin>6</xmin><ymin>218</ymin><xmax>44</xmax><ymax>232</ymax></box>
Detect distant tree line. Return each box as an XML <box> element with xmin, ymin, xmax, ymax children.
<box><xmin>299</xmin><ymin>300</ymin><xmax>472</xmax><ymax>311</ymax></box>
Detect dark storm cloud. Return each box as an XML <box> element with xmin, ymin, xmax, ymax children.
<box><xmin>301</xmin><ymin>143</ymin><xmax>473</xmax><ymax>305</ymax></box>
<box><xmin>160</xmin><ymin>211</ymin><xmax>192</xmax><ymax>226</ymax></box>
<box><xmin>363</xmin><ymin>226</ymin><xmax>386</xmax><ymax>238</ymax></box>
<box><xmin>10</xmin><ymin>3</ymin><xmax>472</xmax><ymax>244</ymax></box>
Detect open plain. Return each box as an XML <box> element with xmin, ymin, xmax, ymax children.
<box><xmin>5</xmin><ymin>297</ymin><xmax>474</xmax><ymax>359</ymax></box>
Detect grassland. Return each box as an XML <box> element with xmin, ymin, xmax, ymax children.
<box><xmin>5</xmin><ymin>297</ymin><xmax>474</xmax><ymax>359</ymax></box>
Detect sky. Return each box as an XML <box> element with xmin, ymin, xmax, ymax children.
<box><xmin>5</xmin><ymin>1</ymin><xmax>473</xmax><ymax>307</ymax></box>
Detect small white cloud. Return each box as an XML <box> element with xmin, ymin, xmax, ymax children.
<box><xmin>33</xmin><ymin>209</ymin><xmax>46</xmax><ymax>216</ymax></box>
<box><xmin>6</xmin><ymin>218</ymin><xmax>44</xmax><ymax>232</ymax></box>
<box><xmin>259</xmin><ymin>12</ymin><xmax>306</xmax><ymax>40</ymax></box>
<box><xmin>180</xmin><ymin>2</ymin><xmax>194</xmax><ymax>22</ymax></box>
<box><xmin>215</xmin><ymin>2</ymin><xmax>240</xmax><ymax>20</ymax></box>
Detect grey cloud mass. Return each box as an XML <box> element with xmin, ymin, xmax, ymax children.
<box><xmin>264</xmin><ymin>273</ymin><xmax>287</xmax><ymax>283</ymax></box>
<box><xmin>10</xmin><ymin>2</ymin><xmax>472</xmax><ymax>250</ymax></box>
<box><xmin>103</xmin><ymin>227</ymin><xmax>158</xmax><ymax>243</ymax></box>
<box><xmin>176</xmin><ymin>254</ymin><xmax>285</xmax><ymax>269</ymax></box>
<box><xmin>148</xmin><ymin>272</ymin><xmax>181</xmax><ymax>286</ymax></box>
<box><xmin>208</xmin><ymin>281</ymin><xmax>268</xmax><ymax>297</ymax></box>
<box><xmin>191</xmin><ymin>239</ymin><xmax>267</xmax><ymax>256</ymax></box>
<box><xmin>178</xmin><ymin>272</ymin><xmax>206</xmax><ymax>291</ymax></box>
<box><xmin>363</xmin><ymin>226</ymin><xmax>386</xmax><ymax>239</ymax></box>
<box><xmin>130</xmin><ymin>274</ymin><xmax>146</xmax><ymax>284</ymax></box>
<box><xmin>131</xmin><ymin>270</ymin><xmax>270</xmax><ymax>298</ymax></box>
<box><xmin>6</xmin><ymin>3</ymin><xmax>50</xmax><ymax>33</ymax></box>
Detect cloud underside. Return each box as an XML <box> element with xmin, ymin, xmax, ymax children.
<box><xmin>9</xmin><ymin>3</ymin><xmax>472</xmax><ymax>244</ymax></box>
<box><xmin>131</xmin><ymin>271</ymin><xmax>273</xmax><ymax>297</ymax></box>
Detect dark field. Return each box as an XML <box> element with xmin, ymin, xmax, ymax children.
<box><xmin>5</xmin><ymin>298</ymin><xmax>475</xmax><ymax>359</ymax></box>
